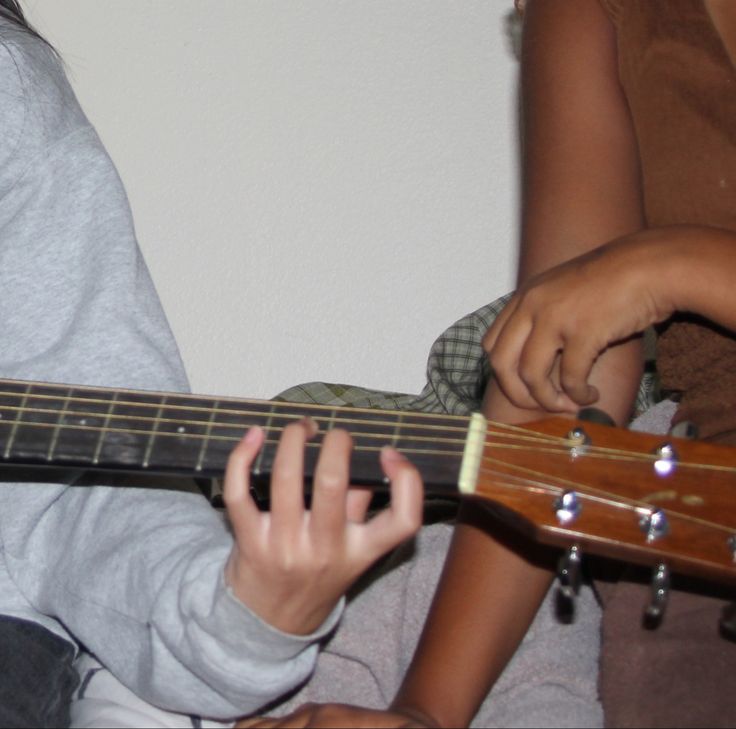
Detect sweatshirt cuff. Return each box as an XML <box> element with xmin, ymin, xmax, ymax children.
<box><xmin>214</xmin><ymin>570</ymin><xmax>344</xmax><ymax>663</ymax></box>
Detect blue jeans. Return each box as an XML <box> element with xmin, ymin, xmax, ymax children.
<box><xmin>0</xmin><ymin>617</ymin><xmax>78</xmax><ymax>727</ymax></box>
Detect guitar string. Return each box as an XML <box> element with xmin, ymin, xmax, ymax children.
<box><xmin>0</xmin><ymin>413</ymin><xmax>735</xmax><ymax>524</ymax></box>
<box><xmin>473</xmin><ymin>479</ymin><xmax>736</xmax><ymax>572</ymax></box>
<box><xmin>478</xmin><ymin>458</ymin><xmax>736</xmax><ymax>536</ymax></box>
<box><xmin>0</xmin><ymin>403</ymin><xmax>735</xmax><ymax>475</ymax></box>
<box><xmin>0</xmin><ymin>405</ymin><xmax>597</xmax><ymax>455</ymax></box>
<box><xmin>0</xmin><ymin>414</ymin><xmax>655</xmax><ymax>463</ymax></box>
<box><xmin>0</xmin><ymin>412</ymin><xmax>730</xmax><ymax>546</ymax></box>
<box><xmin>0</xmin><ymin>386</ymin><xmax>731</xmax><ymax>559</ymax></box>
<box><xmin>0</xmin><ymin>386</ymin><xmax>730</xmax><ymax>525</ymax></box>
<box><xmin>0</xmin><ymin>383</ymin><xmax>556</xmax><ymax>442</ymax></box>
<box><xmin>0</xmin><ymin>414</ymin><xmax>732</xmax><ymax>539</ymax></box>
<box><xmin>0</xmin><ymin>399</ymin><xmax>576</xmax><ymax>448</ymax></box>
<box><xmin>0</xmin><ymin>390</ymin><xmax>686</xmax><ymax>453</ymax></box>
<box><xmin>1</xmin><ymin>386</ymin><xmax>736</xmax><ymax>475</ymax></box>
<box><xmin>0</xmin><ymin>405</ymin><xmax>469</xmax><ymax>445</ymax></box>
<box><xmin>0</xmin><ymin>400</ymin><xmax>728</xmax><ymax>531</ymax></box>
<box><xmin>0</xmin><ymin>384</ymin><xmax>691</xmax><ymax>466</ymax></box>
<box><xmin>0</xmin><ymin>386</ymin><xmax>473</xmax><ymax>425</ymax></box>
<box><xmin>0</xmin><ymin>405</ymin><xmax>674</xmax><ymax>464</ymax></box>
<box><xmin>0</xmin><ymin>386</ymin><xmax>563</xmax><ymax>444</ymax></box>
<box><xmin>0</xmin><ymin>419</ymin><xmax>464</xmax><ymax>458</ymax></box>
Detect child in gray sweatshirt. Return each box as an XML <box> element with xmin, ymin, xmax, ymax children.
<box><xmin>0</xmin><ymin>7</ymin><xmax>422</xmax><ymax>726</ymax></box>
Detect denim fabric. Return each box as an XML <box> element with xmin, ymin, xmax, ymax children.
<box><xmin>0</xmin><ymin>617</ymin><xmax>78</xmax><ymax>727</ymax></box>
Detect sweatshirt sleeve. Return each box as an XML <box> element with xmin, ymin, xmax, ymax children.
<box><xmin>0</xmin><ymin>39</ymin><xmax>339</xmax><ymax>718</ymax></box>
<box><xmin>2</xmin><ymin>483</ymin><xmax>341</xmax><ymax>718</ymax></box>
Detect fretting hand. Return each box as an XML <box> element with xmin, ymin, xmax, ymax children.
<box><xmin>223</xmin><ymin>419</ymin><xmax>423</xmax><ymax>635</ymax></box>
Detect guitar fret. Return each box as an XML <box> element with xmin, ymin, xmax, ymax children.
<box><xmin>46</xmin><ymin>388</ymin><xmax>72</xmax><ymax>462</ymax></box>
<box><xmin>0</xmin><ymin>378</ymin><xmax>469</xmax><ymax>497</ymax></box>
<box><xmin>253</xmin><ymin>402</ymin><xmax>276</xmax><ymax>476</ymax></box>
<box><xmin>142</xmin><ymin>396</ymin><xmax>166</xmax><ymax>468</ymax></box>
<box><xmin>93</xmin><ymin>392</ymin><xmax>118</xmax><ymax>465</ymax></box>
<box><xmin>4</xmin><ymin>384</ymin><xmax>31</xmax><ymax>459</ymax></box>
<box><xmin>326</xmin><ymin>408</ymin><xmax>338</xmax><ymax>431</ymax></box>
<box><xmin>380</xmin><ymin>411</ymin><xmax>406</xmax><ymax>484</ymax></box>
<box><xmin>391</xmin><ymin>411</ymin><xmax>404</xmax><ymax>448</ymax></box>
<box><xmin>196</xmin><ymin>400</ymin><xmax>218</xmax><ymax>472</ymax></box>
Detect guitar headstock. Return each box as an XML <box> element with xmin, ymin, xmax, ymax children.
<box><xmin>468</xmin><ymin>417</ymin><xmax>736</xmax><ymax>585</ymax></box>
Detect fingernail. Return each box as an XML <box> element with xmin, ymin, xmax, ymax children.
<box><xmin>301</xmin><ymin>417</ymin><xmax>319</xmax><ymax>437</ymax></box>
<box><xmin>244</xmin><ymin>426</ymin><xmax>262</xmax><ymax>444</ymax></box>
<box><xmin>381</xmin><ymin>445</ymin><xmax>404</xmax><ymax>461</ymax></box>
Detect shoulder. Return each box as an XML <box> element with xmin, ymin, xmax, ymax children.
<box><xmin>521</xmin><ymin>0</ymin><xmax>622</xmax><ymax>119</ymax></box>
<box><xmin>0</xmin><ymin>21</ymin><xmax>90</xmax><ymax>171</ymax></box>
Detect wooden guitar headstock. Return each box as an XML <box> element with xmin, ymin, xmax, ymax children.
<box><xmin>465</xmin><ymin>416</ymin><xmax>736</xmax><ymax>585</ymax></box>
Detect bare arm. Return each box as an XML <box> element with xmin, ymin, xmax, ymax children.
<box><xmin>239</xmin><ymin>2</ymin><xmax>736</xmax><ymax>726</ymax></box>
<box><xmin>391</xmin><ymin>2</ymin><xmax>646</xmax><ymax>725</ymax></box>
<box><xmin>485</xmin><ymin>1</ymin><xmax>736</xmax><ymax>415</ymax></box>
<box><xmin>706</xmin><ymin>0</ymin><xmax>736</xmax><ymax>68</ymax></box>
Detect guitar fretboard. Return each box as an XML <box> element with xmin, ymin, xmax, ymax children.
<box><xmin>0</xmin><ymin>379</ymin><xmax>469</xmax><ymax>493</ymax></box>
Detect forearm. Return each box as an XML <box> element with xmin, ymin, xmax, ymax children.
<box><xmin>390</xmin><ymin>377</ymin><xmax>548</xmax><ymax>725</ymax></box>
<box><xmin>658</xmin><ymin>225</ymin><xmax>736</xmax><ymax>332</ymax></box>
<box><xmin>391</xmin><ymin>329</ymin><xmax>641</xmax><ymax>727</ymax></box>
<box><xmin>7</xmin><ymin>484</ymin><xmax>334</xmax><ymax>718</ymax></box>
<box><xmin>390</xmin><ymin>3</ymin><xmax>649</xmax><ymax>723</ymax></box>
<box><xmin>391</xmin><ymin>515</ymin><xmax>553</xmax><ymax>727</ymax></box>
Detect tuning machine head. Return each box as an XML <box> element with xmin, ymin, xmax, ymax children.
<box><xmin>643</xmin><ymin>563</ymin><xmax>670</xmax><ymax>629</ymax></box>
<box><xmin>653</xmin><ymin>442</ymin><xmax>678</xmax><ymax>477</ymax></box>
<box><xmin>639</xmin><ymin>508</ymin><xmax>669</xmax><ymax>543</ymax></box>
<box><xmin>669</xmin><ymin>420</ymin><xmax>699</xmax><ymax>440</ymax></box>
<box><xmin>566</xmin><ymin>427</ymin><xmax>591</xmax><ymax>458</ymax></box>
<box><xmin>556</xmin><ymin>545</ymin><xmax>582</xmax><ymax>623</ymax></box>
<box><xmin>554</xmin><ymin>490</ymin><xmax>582</xmax><ymax>525</ymax></box>
<box><xmin>577</xmin><ymin>407</ymin><xmax>615</xmax><ymax>427</ymax></box>
<box><xmin>720</xmin><ymin>601</ymin><xmax>736</xmax><ymax>642</ymax></box>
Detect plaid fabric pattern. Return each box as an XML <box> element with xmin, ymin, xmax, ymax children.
<box><xmin>277</xmin><ymin>293</ymin><xmax>658</xmax><ymax>419</ymax></box>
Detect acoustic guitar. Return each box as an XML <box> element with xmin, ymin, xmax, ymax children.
<box><xmin>0</xmin><ymin>377</ymin><xmax>734</xmax><ymax>594</ymax></box>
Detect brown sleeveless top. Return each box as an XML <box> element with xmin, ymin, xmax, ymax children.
<box><xmin>600</xmin><ymin>0</ymin><xmax>736</xmax><ymax>442</ymax></box>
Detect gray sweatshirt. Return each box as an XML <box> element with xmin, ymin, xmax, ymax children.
<box><xmin>0</xmin><ymin>21</ymin><xmax>339</xmax><ymax>719</ymax></box>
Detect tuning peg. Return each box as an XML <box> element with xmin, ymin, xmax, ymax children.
<box><xmin>643</xmin><ymin>563</ymin><xmax>670</xmax><ymax>628</ymax></box>
<box><xmin>719</xmin><ymin>602</ymin><xmax>736</xmax><ymax>642</ymax></box>
<box><xmin>556</xmin><ymin>545</ymin><xmax>582</xmax><ymax>622</ymax></box>
<box><xmin>557</xmin><ymin>545</ymin><xmax>582</xmax><ymax>598</ymax></box>
<box><xmin>669</xmin><ymin>420</ymin><xmax>699</xmax><ymax>440</ymax></box>
<box><xmin>566</xmin><ymin>427</ymin><xmax>591</xmax><ymax>458</ymax></box>
<box><xmin>639</xmin><ymin>508</ymin><xmax>669</xmax><ymax>543</ymax></box>
<box><xmin>566</xmin><ymin>408</ymin><xmax>614</xmax><ymax>459</ymax></box>
<box><xmin>718</xmin><ymin>539</ymin><xmax>736</xmax><ymax>642</ymax></box>
<box><xmin>554</xmin><ymin>490</ymin><xmax>581</xmax><ymax>525</ymax></box>
<box><xmin>577</xmin><ymin>407</ymin><xmax>615</xmax><ymax>427</ymax></box>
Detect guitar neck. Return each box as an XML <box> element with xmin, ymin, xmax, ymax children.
<box><xmin>0</xmin><ymin>379</ymin><xmax>470</xmax><ymax>494</ymax></box>
<box><xmin>3</xmin><ymin>379</ymin><xmax>736</xmax><ymax>586</ymax></box>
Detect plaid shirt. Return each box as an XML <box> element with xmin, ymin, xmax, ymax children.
<box><xmin>277</xmin><ymin>293</ymin><xmax>657</xmax><ymax>418</ymax></box>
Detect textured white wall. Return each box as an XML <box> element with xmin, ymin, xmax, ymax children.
<box><xmin>27</xmin><ymin>1</ymin><xmax>520</xmax><ymax>400</ymax></box>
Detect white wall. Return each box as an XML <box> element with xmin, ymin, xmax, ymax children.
<box><xmin>27</xmin><ymin>0</ymin><xmax>520</xmax><ymax>400</ymax></box>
